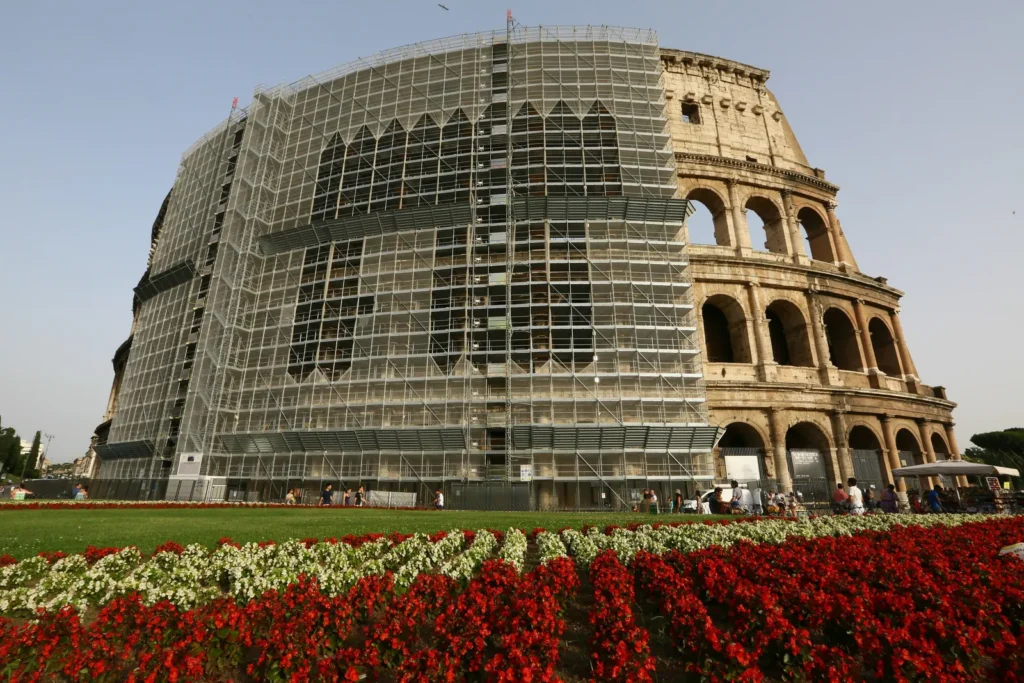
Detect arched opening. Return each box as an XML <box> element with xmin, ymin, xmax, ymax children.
<box><xmin>822</xmin><ymin>308</ymin><xmax>862</xmax><ymax>371</ymax></box>
<box><xmin>785</xmin><ymin>422</ymin><xmax>833</xmax><ymax>504</ymax></box>
<box><xmin>797</xmin><ymin>207</ymin><xmax>836</xmax><ymax>262</ymax></box>
<box><xmin>745</xmin><ymin>196</ymin><xmax>788</xmax><ymax>254</ymax></box>
<box><xmin>868</xmin><ymin>318</ymin><xmax>902</xmax><ymax>376</ymax></box>
<box><xmin>684</xmin><ymin>188</ymin><xmax>731</xmax><ymax>246</ymax></box>
<box><xmin>930</xmin><ymin>432</ymin><xmax>950</xmax><ymax>460</ymax></box>
<box><xmin>718</xmin><ymin>422</ymin><xmax>767</xmax><ymax>482</ymax></box>
<box><xmin>895</xmin><ymin>428</ymin><xmax>926</xmax><ymax>493</ymax></box>
<box><xmin>701</xmin><ymin>295</ymin><xmax>752</xmax><ymax>363</ymax></box>
<box><xmin>765</xmin><ymin>300</ymin><xmax>814</xmax><ymax>367</ymax></box>
<box><xmin>849</xmin><ymin>425</ymin><xmax>889</xmax><ymax>489</ymax></box>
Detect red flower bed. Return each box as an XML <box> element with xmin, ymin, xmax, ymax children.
<box><xmin>0</xmin><ymin>501</ymin><xmax>429</xmax><ymax>511</ymax></box>
<box><xmin>634</xmin><ymin>517</ymin><xmax>1024</xmax><ymax>681</ymax></box>
<box><xmin>0</xmin><ymin>558</ymin><xmax>579</xmax><ymax>682</ymax></box>
<box><xmin>587</xmin><ymin>550</ymin><xmax>655</xmax><ymax>682</ymax></box>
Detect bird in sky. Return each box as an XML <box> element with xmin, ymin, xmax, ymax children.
<box><xmin>438</xmin><ymin>3</ymin><xmax>449</xmax><ymax>9</ymax></box>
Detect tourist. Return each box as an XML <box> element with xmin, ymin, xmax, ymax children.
<box><xmin>71</xmin><ymin>482</ymin><xmax>82</xmax><ymax>499</ymax></box>
<box><xmin>713</xmin><ymin>487</ymin><xmax>725</xmax><ymax>514</ymax></box>
<box><xmin>319</xmin><ymin>484</ymin><xmax>334</xmax><ymax>507</ymax></box>
<box><xmin>434</xmin><ymin>488</ymin><xmax>445</xmax><ymax>510</ymax></box>
<box><xmin>639</xmin><ymin>489</ymin><xmax>649</xmax><ymax>514</ymax></box>
<box><xmin>730</xmin><ymin>480</ymin><xmax>753</xmax><ymax>513</ymax></box>
<box><xmin>649</xmin><ymin>490</ymin><xmax>659</xmax><ymax>515</ymax></box>
<box><xmin>343</xmin><ymin>488</ymin><xmax>352</xmax><ymax>506</ymax></box>
<box><xmin>766</xmin><ymin>489</ymin><xmax>781</xmax><ymax>515</ymax></box>
<box><xmin>926</xmin><ymin>484</ymin><xmax>943</xmax><ymax>513</ymax></box>
<box><xmin>673</xmin><ymin>489</ymin><xmax>684</xmax><ymax>514</ymax></box>
<box><xmin>355</xmin><ymin>486</ymin><xmax>364</xmax><ymax>507</ymax></box>
<box><xmin>79</xmin><ymin>486</ymin><xmax>88</xmax><ymax>500</ymax></box>
<box><xmin>865</xmin><ymin>485</ymin><xmax>876</xmax><ymax>511</ymax></box>
<box><xmin>881</xmin><ymin>484</ymin><xmax>898</xmax><ymax>513</ymax></box>
<box><xmin>846</xmin><ymin>477</ymin><xmax>865</xmax><ymax>516</ymax></box>
<box><xmin>285</xmin><ymin>489</ymin><xmax>295</xmax><ymax>505</ymax></box>
<box><xmin>832</xmin><ymin>482</ymin><xmax>849</xmax><ymax>514</ymax></box>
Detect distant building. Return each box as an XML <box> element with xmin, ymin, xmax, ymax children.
<box><xmin>73</xmin><ymin>451</ymin><xmax>98</xmax><ymax>480</ymax></box>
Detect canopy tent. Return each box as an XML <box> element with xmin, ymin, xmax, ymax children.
<box><xmin>891</xmin><ymin>462</ymin><xmax>1020</xmax><ymax>478</ymax></box>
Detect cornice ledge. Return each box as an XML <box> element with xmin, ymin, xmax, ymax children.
<box><xmin>676</xmin><ymin>153</ymin><xmax>840</xmax><ymax>194</ymax></box>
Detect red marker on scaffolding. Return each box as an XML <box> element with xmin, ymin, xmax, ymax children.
<box><xmin>231</xmin><ymin>96</ymin><xmax>239</xmax><ymax>110</ymax></box>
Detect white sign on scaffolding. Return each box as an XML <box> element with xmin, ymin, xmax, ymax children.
<box><xmin>520</xmin><ymin>465</ymin><xmax>533</xmax><ymax>482</ymax></box>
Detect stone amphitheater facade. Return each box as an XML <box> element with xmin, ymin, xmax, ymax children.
<box><xmin>661</xmin><ymin>49</ymin><xmax>959</xmax><ymax>499</ymax></box>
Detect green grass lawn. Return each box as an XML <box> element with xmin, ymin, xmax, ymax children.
<box><xmin>0</xmin><ymin>507</ymin><xmax>723</xmax><ymax>558</ymax></box>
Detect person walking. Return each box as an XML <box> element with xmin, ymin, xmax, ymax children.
<box><xmin>649</xmin><ymin>490</ymin><xmax>659</xmax><ymax>515</ymax></box>
<box><xmin>846</xmin><ymin>477</ymin><xmax>865</xmax><ymax>516</ymax></box>
<box><xmin>355</xmin><ymin>486</ymin><xmax>364</xmax><ymax>507</ymax></box>
<box><xmin>639</xmin><ymin>489</ymin><xmax>650</xmax><ymax>514</ymax></box>
<box><xmin>926</xmin><ymin>485</ymin><xmax>944</xmax><ymax>513</ymax></box>
<box><xmin>865</xmin><ymin>485</ymin><xmax>876</xmax><ymax>511</ymax></box>
<box><xmin>881</xmin><ymin>484</ymin><xmax>898</xmax><ymax>513</ymax></box>
<box><xmin>832</xmin><ymin>482</ymin><xmax>849</xmax><ymax>514</ymax></box>
<box><xmin>434</xmin><ymin>488</ymin><xmax>445</xmax><ymax>510</ymax></box>
<box><xmin>343</xmin><ymin>488</ymin><xmax>352</xmax><ymax>506</ymax></box>
<box><xmin>319</xmin><ymin>484</ymin><xmax>334</xmax><ymax>507</ymax></box>
<box><xmin>673</xmin><ymin>489</ymin><xmax>684</xmax><ymax>514</ymax></box>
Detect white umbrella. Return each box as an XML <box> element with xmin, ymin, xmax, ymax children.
<box><xmin>891</xmin><ymin>462</ymin><xmax>1019</xmax><ymax>478</ymax></box>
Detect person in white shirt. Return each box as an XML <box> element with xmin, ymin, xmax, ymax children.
<box><xmin>434</xmin><ymin>489</ymin><xmax>445</xmax><ymax>509</ymax></box>
<box><xmin>846</xmin><ymin>477</ymin><xmax>865</xmax><ymax>515</ymax></box>
<box><xmin>649</xmin><ymin>491</ymin><xmax>659</xmax><ymax>514</ymax></box>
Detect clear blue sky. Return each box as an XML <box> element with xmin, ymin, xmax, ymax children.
<box><xmin>1</xmin><ymin>0</ymin><xmax>1021</xmax><ymax>463</ymax></box>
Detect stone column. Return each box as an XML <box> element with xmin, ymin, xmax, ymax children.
<box><xmin>826</xmin><ymin>200</ymin><xmax>860</xmax><ymax>271</ymax></box>
<box><xmin>746</xmin><ymin>282</ymin><xmax>776</xmax><ymax>381</ymax></box>
<box><xmin>805</xmin><ymin>289</ymin><xmax>835</xmax><ymax>386</ymax></box>
<box><xmin>880</xmin><ymin>415</ymin><xmax>907</xmax><ymax>493</ymax></box>
<box><xmin>829</xmin><ymin>410</ymin><xmax>855</xmax><ymax>482</ymax></box>
<box><xmin>727</xmin><ymin>180</ymin><xmax>752</xmax><ymax>254</ymax></box>
<box><xmin>918</xmin><ymin>420</ymin><xmax>938</xmax><ymax>490</ymax></box>
<box><xmin>854</xmin><ymin>299</ymin><xmax>885</xmax><ymax>389</ymax></box>
<box><xmin>781</xmin><ymin>191</ymin><xmax>808</xmax><ymax>264</ymax></box>
<box><xmin>945</xmin><ymin>423</ymin><xmax>969</xmax><ymax>488</ymax></box>
<box><xmin>768</xmin><ymin>408</ymin><xmax>793</xmax><ymax>492</ymax></box>
<box><xmin>889</xmin><ymin>310</ymin><xmax>920</xmax><ymax>381</ymax></box>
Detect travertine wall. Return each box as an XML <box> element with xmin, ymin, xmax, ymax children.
<box><xmin>661</xmin><ymin>49</ymin><xmax>959</xmax><ymax>495</ymax></box>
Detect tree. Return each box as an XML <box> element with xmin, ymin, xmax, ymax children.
<box><xmin>22</xmin><ymin>430</ymin><xmax>41</xmax><ymax>479</ymax></box>
<box><xmin>0</xmin><ymin>416</ymin><xmax>21</xmax><ymax>476</ymax></box>
<box><xmin>965</xmin><ymin>428</ymin><xmax>1024</xmax><ymax>479</ymax></box>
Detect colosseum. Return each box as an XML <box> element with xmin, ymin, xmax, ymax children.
<box><xmin>87</xmin><ymin>25</ymin><xmax>960</xmax><ymax>507</ymax></box>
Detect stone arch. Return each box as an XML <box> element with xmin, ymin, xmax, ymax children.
<box><xmin>717</xmin><ymin>422</ymin><xmax>770</xmax><ymax>482</ymax></box>
<box><xmin>930</xmin><ymin>432</ymin><xmax>950</xmax><ymax>458</ymax></box>
<box><xmin>796</xmin><ymin>206</ymin><xmax>836</xmax><ymax>262</ymax></box>
<box><xmin>684</xmin><ymin>187</ymin><xmax>731</xmax><ymax>246</ymax></box>
<box><xmin>765</xmin><ymin>299</ymin><xmax>814</xmax><ymax>367</ymax></box>
<box><xmin>849</xmin><ymin>424</ymin><xmax>890</xmax><ymax>488</ymax></box>
<box><xmin>868</xmin><ymin>317</ymin><xmax>902</xmax><ymax>376</ymax></box>
<box><xmin>785</xmin><ymin>421</ymin><xmax>836</xmax><ymax>501</ymax></box>
<box><xmin>701</xmin><ymin>294</ymin><xmax>752</xmax><ymax>363</ymax></box>
<box><xmin>744</xmin><ymin>195</ymin><xmax>789</xmax><ymax>254</ymax></box>
<box><xmin>822</xmin><ymin>307</ymin><xmax>863</xmax><ymax>371</ymax></box>
<box><xmin>718</xmin><ymin>422</ymin><xmax>767</xmax><ymax>449</ymax></box>
<box><xmin>895</xmin><ymin>427</ymin><xmax>927</xmax><ymax>492</ymax></box>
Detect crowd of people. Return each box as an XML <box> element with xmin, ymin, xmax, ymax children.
<box><xmin>288</xmin><ymin>485</ymin><xmax>369</xmax><ymax>507</ymax></box>
<box><xmin>830</xmin><ymin>477</ymin><xmax>950</xmax><ymax>515</ymax></box>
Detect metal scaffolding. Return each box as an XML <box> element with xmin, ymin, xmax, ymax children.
<box><xmin>94</xmin><ymin>24</ymin><xmax>722</xmax><ymax>507</ymax></box>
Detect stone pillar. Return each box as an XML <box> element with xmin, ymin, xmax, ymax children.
<box><xmin>880</xmin><ymin>415</ymin><xmax>907</xmax><ymax>494</ymax></box>
<box><xmin>945</xmin><ymin>423</ymin><xmax>969</xmax><ymax>488</ymax></box>
<box><xmin>854</xmin><ymin>299</ymin><xmax>885</xmax><ymax>389</ymax></box>
<box><xmin>781</xmin><ymin>191</ymin><xmax>809</xmax><ymax>264</ymax></box>
<box><xmin>727</xmin><ymin>180</ymin><xmax>752</xmax><ymax>254</ymax></box>
<box><xmin>829</xmin><ymin>411</ymin><xmax>855</xmax><ymax>482</ymax></box>
<box><xmin>918</xmin><ymin>420</ymin><xmax>938</xmax><ymax>490</ymax></box>
<box><xmin>746</xmin><ymin>282</ymin><xmax>776</xmax><ymax>381</ymax></box>
<box><xmin>805</xmin><ymin>289</ymin><xmax>836</xmax><ymax>386</ymax></box>
<box><xmin>768</xmin><ymin>408</ymin><xmax>793</xmax><ymax>493</ymax></box>
<box><xmin>826</xmin><ymin>200</ymin><xmax>859</xmax><ymax>271</ymax></box>
<box><xmin>889</xmin><ymin>310</ymin><xmax>920</xmax><ymax>381</ymax></box>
